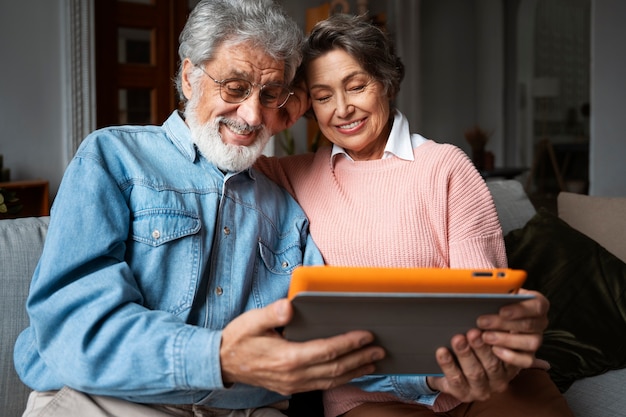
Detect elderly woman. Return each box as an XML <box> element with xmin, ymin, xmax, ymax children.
<box><xmin>257</xmin><ymin>13</ymin><xmax>573</xmax><ymax>417</ymax></box>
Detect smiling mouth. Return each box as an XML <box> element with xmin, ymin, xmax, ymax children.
<box><xmin>338</xmin><ymin>119</ymin><xmax>364</xmax><ymax>130</ymax></box>
<box><xmin>219</xmin><ymin>119</ymin><xmax>261</xmax><ymax>136</ymax></box>
<box><xmin>223</xmin><ymin>122</ymin><xmax>254</xmax><ymax>136</ymax></box>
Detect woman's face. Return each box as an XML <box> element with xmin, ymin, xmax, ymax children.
<box><xmin>307</xmin><ymin>49</ymin><xmax>391</xmax><ymax>161</ymax></box>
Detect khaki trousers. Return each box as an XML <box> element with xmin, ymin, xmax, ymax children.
<box><xmin>22</xmin><ymin>386</ymin><xmax>288</xmax><ymax>417</ymax></box>
<box><xmin>343</xmin><ymin>369</ymin><xmax>574</xmax><ymax>417</ymax></box>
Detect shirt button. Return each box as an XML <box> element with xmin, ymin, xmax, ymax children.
<box><xmin>215</xmin><ymin>286</ymin><xmax>223</xmax><ymax>296</ymax></box>
<box><xmin>151</xmin><ymin>229</ymin><xmax>161</xmax><ymax>239</ymax></box>
<box><xmin>223</xmin><ymin>226</ymin><xmax>230</xmax><ymax>235</ymax></box>
<box><xmin>282</xmin><ymin>261</ymin><xmax>289</xmax><ymax>268</ymax></box>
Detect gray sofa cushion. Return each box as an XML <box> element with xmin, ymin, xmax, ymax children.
<box><xmin>0</xmin><ymin>216</ymin><xmax>49</xmax><ymax>417</ymax></box>
<box><xmin>564</xmin><ymin>368</ymin><xmax>626</xmax><ymax>417</ymax></box>
<box><xmin>486</xmin><ymin>180</ymin><xmax>536</xmax><ymax>235</ymax></box>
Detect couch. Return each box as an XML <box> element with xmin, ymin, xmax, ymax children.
<box><xmin>1</xmin><ymin>179</ymin><xmax>625</xmax><ymax>416</ymax></box>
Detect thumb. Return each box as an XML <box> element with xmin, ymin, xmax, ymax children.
<box><xmin>269</xmin><ymin>298</ymin><xmax>293</xmax><ymax>327</ymax></box>
<box><xmin>228</xmin><ymin>298</ymin><xmax>293</xmax><ymax>337</ymax></box>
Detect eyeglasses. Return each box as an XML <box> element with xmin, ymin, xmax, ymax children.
<box><xmin>198</xmin><ymin>66</ymin><xmax>293</xmax><ymax>109</ymax></box>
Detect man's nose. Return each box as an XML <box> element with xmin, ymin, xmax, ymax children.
<box><xmin>237</xmin><ymin>91</ymin><xmax>264</xmax><ymax>127</ymax></box>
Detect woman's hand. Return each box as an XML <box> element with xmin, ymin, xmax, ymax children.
<box><xmin>477</xmin><ymin>288</ymin><xmax>549</xmax><ymax>368</ymax></box>
<box><xmin>426</xmin><ymin>289</ymin><xmax>550</xmax><ymax>402</ymax></box>
<box><xmin>427</xmin><ymin>330</ymin><xmax>518</xmax><ymax>402</ymax></box>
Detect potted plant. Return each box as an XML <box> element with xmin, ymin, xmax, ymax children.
<box><xmin>0</xmin><ymin>188</ymin><xmax>22</xmax><ymax>217</ymax></box>
<box><xmin>464</xmin><ymin>125</ymin><xmax>492</xmax><ymax>171</ymax></box>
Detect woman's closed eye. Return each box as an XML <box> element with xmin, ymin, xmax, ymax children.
<box><xmin>312</xmin><ymin>84</ymin><xmax>369</xmax><ymax>104</ymax></box>
<box><xmin>347</xmin><ymin>84</ymin><xmax>368</xmax><ymax>94</ymax></box>
<box><xmin>311</xmin><ymin>90</ymin><xmax>333</xmax><ymax>103</ymax></box>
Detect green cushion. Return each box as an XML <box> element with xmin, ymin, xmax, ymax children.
<box><xmin>505</xmin><ymin>209</ymin><xmax>626</xmax><ymax>392</ymax></box>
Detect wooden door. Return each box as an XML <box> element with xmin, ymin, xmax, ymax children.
<box><xmin>94</xmin><ymin>0</ymin><xmax>188</xmax><ymax>128</ymax></box>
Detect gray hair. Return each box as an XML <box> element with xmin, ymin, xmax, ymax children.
<box><xmin>175</xmin><ymin>0</ymin><xmax>303</xmax><ymax>104</ymax></box>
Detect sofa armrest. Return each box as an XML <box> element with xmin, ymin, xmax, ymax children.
<box><xmin>558</xmin><ymin>192</ymin><xmax>626</xmax><ymax>264</ymax></box>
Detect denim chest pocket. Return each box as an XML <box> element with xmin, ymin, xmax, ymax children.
<box><xmin>258</xmin><ymin>240</ymin><xmax>302</xmax><ymax>275</ymax></box>
<box><xmin>132</xmin><ymin>210</ymin><xmax>201</xmax><ymax>247</ymax></box>
<box><xmin>129</xmin><ymin>210</ymin><xmax>202</xmax><ymax>315</ymax></box>
<box><xmin>252</xmin><ymin>240</ymin><xmax>303</xmax><ymax>307</ymax></box>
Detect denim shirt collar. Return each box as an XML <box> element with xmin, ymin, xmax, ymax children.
<box><xmin>163</xmin><ymin>111</ymin><xmax>198</xmax><ymax>163</ymax></box>
<box><xmin>164</xmin><ymin>110</ymin><xmax>254</xmax><ymax>180</ymax></box>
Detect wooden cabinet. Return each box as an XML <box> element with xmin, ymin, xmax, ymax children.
<box><xmin>0</xmin><ymin>180</ymin><xmax>50</xmax><ymax>218</ymax></box>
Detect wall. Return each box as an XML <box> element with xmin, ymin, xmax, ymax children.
<box><xmin>415</xmin><ymin>0</ymin><xmax>505</xmax><ymax>162</ymax></box>
<box><xmin>0</xmin><ymin>0</ymin><xmax>67</xmax><ymax>196</ymax></box>
<box><xmin>589</xmin><ymin>0</ymin><xmax>626</xmax><ymax>196</ymax></box>
<box><xmin>0</xmin><ymin>0</ymin><xmax>624</xmax><ymax>199</ymax></box>
<box><xmin>417</xmin><ymin>0</ymin><xmax>477</xmax><ymax>150</ymax></box>
<box><xmin>415</xmin><ymin>0</ymin><xmax>626</xmax><ymax>196</ymax></box>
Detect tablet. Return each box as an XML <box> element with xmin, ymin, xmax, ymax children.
<box><xmin>284</xmin><ymin>291</ymin><xmax>533</xmax><ymax>375</ymax></box>
<box><xmin>283</xmin><ymin>266</ymin><xmax>531</xmax><ymax>375</ymax></box>
<box><xmin>287</xmin><ymin>266</ymin><xmax>527</xmax><ymax>299</ymax></box>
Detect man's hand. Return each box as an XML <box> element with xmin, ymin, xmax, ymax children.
<box><xmin>220</xmin><ymin>298</ymin><xmax>385</xmax><ymax>396</ymax></box>
<box><xmin>426</xmin><ymin>289</ymin><xmax>550</xmax><ymax>402</ymax></box>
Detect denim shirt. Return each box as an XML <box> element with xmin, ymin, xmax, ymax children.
<box><xmin>13</xmin><ymin>111</ymin><xmax>324</xmax><ymax>408</ymax></box>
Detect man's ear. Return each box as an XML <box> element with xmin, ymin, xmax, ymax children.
<box><xmin>181</xmin><ymin>58</ymin><xmax>195</xmax><ymax>101</ymax></box>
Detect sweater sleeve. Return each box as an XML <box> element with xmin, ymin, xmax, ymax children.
<box><xmin>252</xmin><ymin>156</ymin><xmax>291</xmax><ymax>196</ymax></box>
<box><xmin>254</xmin><ymin>153</ymin><xmax>324</xmax><ymax>207</ymax></box>
<box><xmin>432</xmin><ymin>146</ymin><xmax>506</xmax><ymax>412</ymax></box>
<box><xmin>442</xmin><ymin>145</ymin><xmax>507</xmax><ymax>269</ymax></box>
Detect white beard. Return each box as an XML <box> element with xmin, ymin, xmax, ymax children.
<box><xmin>185</xmin><ymin>100</ymin><xmax>271</xmax><ymax>173</ymax></box>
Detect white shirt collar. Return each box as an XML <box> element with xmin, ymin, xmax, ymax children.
<box><xmin>331</xmin><ymin>110</ymin><xmax>418</xmax><ymax>163</ymax></box>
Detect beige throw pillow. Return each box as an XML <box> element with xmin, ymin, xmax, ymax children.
<box><xmin>558</xmin><ymin>192</ymin><xmax>626</xmax><ymax>263</ymax></box>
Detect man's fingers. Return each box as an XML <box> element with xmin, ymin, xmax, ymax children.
<box><xmin>286</xmin><ymin>353</ymin><xmax>381</xmax><ymax>393</ymax></box>
<box><xmin>259</xmin><ymin>334</ymin><xmax>384</xmax><ymax>395</ymax></box>
<box><xmin>220</xmin><ymin>299</ymin><xmax>385</xmax><ymax>393</ymax></box>
<box><xmin>294</xmin><ymin>329</ymin><xmax>381</xmax><ymax>366</ymax></box>
<box><xmin>225</xmin><ymin>299</ymin><xmax>293</xmax><ymax>339</ymax></box>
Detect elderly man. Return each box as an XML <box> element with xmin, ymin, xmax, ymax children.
<box><xmin>13</xmin><ymin>1</ymin><xmax>383</xmax><ymax>416</ymax></box>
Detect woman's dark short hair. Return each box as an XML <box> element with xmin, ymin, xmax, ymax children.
<box><xmin>302</xmin><ymin>13</ymin><xmax>405</xmax><ymax>104</ymax></box>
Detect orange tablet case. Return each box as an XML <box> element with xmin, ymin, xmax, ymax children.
<box><xmin>287</xmin><ymin>266</ymin><xmax>527</xmax><ymax>299</ymax></box>
<box><xmin>284</xmin><ymin>267</ymin><xmax>530</xmax><ymax>375</ymax></box>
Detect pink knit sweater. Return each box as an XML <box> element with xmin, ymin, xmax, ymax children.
<box><xmin>255</xmin><ymin>139</ymin><xmax>507</xmax><ymax>416</ymax></box>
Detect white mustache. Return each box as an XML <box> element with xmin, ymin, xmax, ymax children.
<box><xmin>220</xmin><ymin>117</ymin><xmax>263</xmax><ymax>135</ymax></box>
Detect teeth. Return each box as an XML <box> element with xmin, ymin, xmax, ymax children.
<box><xmin>230</xmin><ymin>126</ymin><xmax>249</xmax><ymax>135</ymax></box>
<box><xmin>339</xmin><ymin>120</ymin><xmax>361</xmax><ymax>129</ymax></box>
<box><xmin>225</xmin><ymin>123</ymin><xmax>251</xmax><ymax>135</ymax></box>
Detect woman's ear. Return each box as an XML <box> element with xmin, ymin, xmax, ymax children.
<box><xmin>181</xmin><ymin>58</ymin><xmax>195</xmax><ymax>101</ymax></box>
